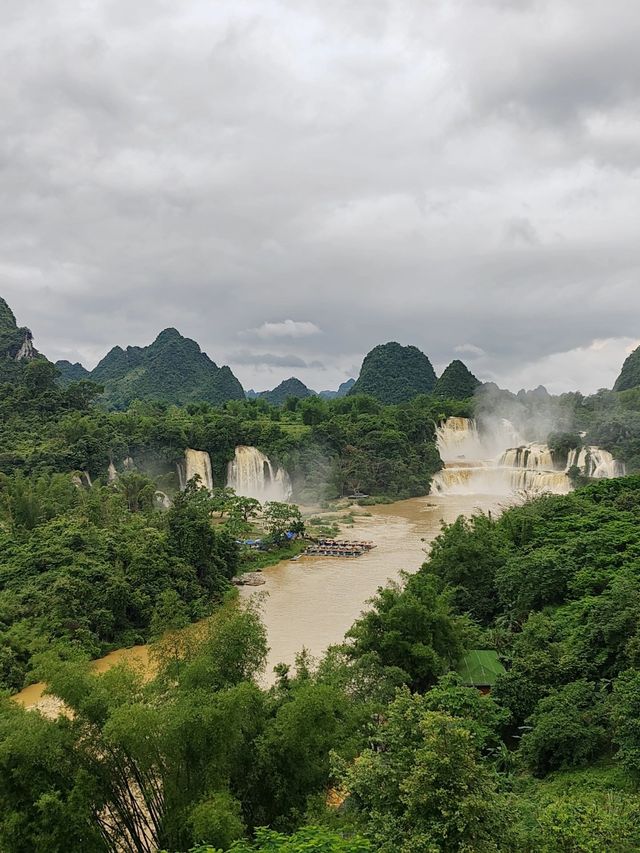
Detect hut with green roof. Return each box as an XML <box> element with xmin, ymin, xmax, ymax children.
<box><xmin>456</xmin><ymin>650</ymin><xmax>505</xmax><ymax>694</ymax></box>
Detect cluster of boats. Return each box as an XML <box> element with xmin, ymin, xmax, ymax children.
<box><xmin>303</xmin><ymin>538</ymin><xmax>376</xmax><ymax>558</ymax></box>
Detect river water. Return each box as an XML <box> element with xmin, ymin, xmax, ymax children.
<box><xmin>239</xmin><ymin>493</ymin><xmax>507</xmax><ymax>682</ymax></box>
<box><xmin>14</xmin><ymin>492</ymin><xmax>506</xmax><ymax>711</ymax></box>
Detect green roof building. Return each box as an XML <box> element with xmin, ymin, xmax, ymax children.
<box><xmin>457</xmin><ymin>650</ymin><xmax>505</xmax><ymax>693</ymax></box>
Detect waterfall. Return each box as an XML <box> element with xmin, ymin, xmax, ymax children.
<box><xmin>177</xmin><ymin>448</ymin><xmax>214</xmax><ymax>491</ymax></box>
<box><xmin>498</xmin><ymin>444</ymin><xmax>555</xmax><ymax>471</ymax></box>
<box><xmin>435</xmin><ymin>417</ymin><xmax>485</xmax><ymax>462</ymax></box>
<box><xmin>227</xmin><ymin>446</ymin><xmax>292</xmax><ymax>502</ymax></box>
<box><xmin>566</xmin><ymin>447</ymin><xmax>626</xmax><ymax>479</ymax></box>
<box><xmin>431</xmin><ymin>418</ymin><xmax>623</xmax><ymax>497</ymax></box>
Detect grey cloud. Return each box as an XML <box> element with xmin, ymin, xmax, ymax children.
<box><xmin>229</xmin><ymin>350</ymin><xmax>325</xmax><ymax>369</ymax></box>
<box><xmin>504</xmin><ymin>217</ymin><xmax>539</xmax><ymax>247</ymax></box>
<box><xmin>1</xmin><ymin>1</ymin><xmax>639</xmax><ymax>394</ymax></box>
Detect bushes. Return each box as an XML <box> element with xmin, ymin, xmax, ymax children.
<box><xmin>520</xmin><ymin>681</ymin><xmax>609</xmax><ymax>777</ymax></box>
<box><xmin>341</xmin><ymin>692</ymin><xmax>506</xmax><ymax>853</ymax></box>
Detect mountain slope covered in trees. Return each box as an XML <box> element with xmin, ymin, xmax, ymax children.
<box><xmin>349</xmin><ymin>342</ymin><xmax>437</xmax><ymax>403</ymax></box>
<box><xmin>259</xmin><ymin>377</ymin><xmax>315</xmax><ymax>405</ymax></box>
<box><xmin>433</xmin><ymin>359</ymin><xmax>481</xmax><ymax>399</ymax></box>
<box><xmin>614</xmin><ymin>345</ymin><xmax>640</xmax><ymax>392</ymax></box>
<box><xmin>58</xmin><ymin>327</ymin><xmax>245</xmax><ymax>409</ymax></box>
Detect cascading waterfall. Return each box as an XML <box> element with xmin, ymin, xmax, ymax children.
<box><xmin>431</xmin><ymin>418</ymin><xmax>623</xmax><ymax>497</ymax></box>
<box><xmin>566</xmin><ymin>447</ymin><xmax>626</xmax><ymax>479</ymax></box>
<box><xmin>227</xmin><ymin>446</ymin><xmax>292</xmax><ymax>502</ymax></box>
<box><xmin>498</xmin><ymin>444</ymin><xmax>555</xmax><ymax>471</ymax></box>
<box><xmin>435</xmin><ymin>417</ymin><xmax>485</xmax><ymax>462</ymax></box>
<box><xmin>177</xmin><ymin>448</ymin><xmax>214</xmax><ymax>491</ymax></box>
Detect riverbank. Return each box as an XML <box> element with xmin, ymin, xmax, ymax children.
<box><xmin>241</xmin><ymin>492</ymin><xmax>509</xmax><ymax>685</ymax></box>
<box><xmin>14</xmin><ymin>492</ymin><xmax>508</xmax><ymax>711</ymax></box>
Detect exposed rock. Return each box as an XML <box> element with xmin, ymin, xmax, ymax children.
<box><xmin>15</xmin><ymin>334</ymin><xmax>37</xmax><ymax>361</ymax></box>
<box><xmin>231</xmin><ymin>572</ymin><xmax>266</xmax><ymax>586</ymax></box>
<box><xmin>154</xmin><ymin>491</ymin><xmax>172</xmax><ymax>509</ymax></box>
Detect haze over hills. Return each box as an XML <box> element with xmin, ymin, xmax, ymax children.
<box><xmin>319</xmin><ymin>378</ymin><xmax>356</xmax><ymax>400</ymax></box>
<box><xmin>248</xmin><ymin>377</ymin><xmax>357</xmax><ymax>402</ymax></box>
<box><xmin>4</xmin><ymin>297</ymin><xmax>640</xmax><ymax>406</ymax></box>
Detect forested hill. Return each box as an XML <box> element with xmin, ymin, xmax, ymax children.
<box><xmin>434</xmin><ymin>359</ymin><xmax>480</xmax><ymax>399</ymax></box>
<box><xmin>259</xmin><ymin>377</ymin><xmax>315</xmax><ymax>405</ymax></box>
<box><xmin>349</xmin><ymin>342</ymin><xmax>437</xmax><ymax>403</ymax></box>
<box><xmin>57</xmin><ymin>327</ymin><xmax>245</xmax><ymax>409</ymax></box>
<box><xmin>614</xmin><ymin>345</ymin><xmax>640</xmax><ymax>392</ymax></box>
<box><xmin>319</xmin><ymin>377</ymin><xmax>356</xmax><ymax>399</ymax></box>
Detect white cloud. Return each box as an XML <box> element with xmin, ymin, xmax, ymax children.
<box><xmin>454</xmin><ymin>344</ymin><xmax>486</xmax><ymax>358</ymax></box>
<box><xmin>241</xmin><ymin>320</ymin><xmax>322</xmax><ymax>340</ymax></box>
<box><xmin>479</xmin><ymin>337</ymin><xmax>640</xmax><ymax>395</ymax></box>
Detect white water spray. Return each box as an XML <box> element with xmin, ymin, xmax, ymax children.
<box><xmin>177</xmin><ymin>449</ymin><xmax>214</xmax><ymax>491</ymax></box>
<box><xmin>431</xmin><ymin>418</ymin><xmax>623</xmax><ymax>497</ymax></box>
<box><xmin>227</xmin><ymin>446</ymin><xmax>292</xmax><ymax>502</ymax></box>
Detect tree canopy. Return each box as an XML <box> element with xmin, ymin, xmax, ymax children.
<box><xmin>349</xmin><ymin>342</ymin><xmax>437</xmax><ymax>404</ymax></box>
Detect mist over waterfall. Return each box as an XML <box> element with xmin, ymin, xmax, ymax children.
<box><xmin>177</xmin><ymin>448</ymin><xmax>214</xmax><ymax>491</ymax></box>
<box><xmin>227</xmin><ymin>446</ymin><xmax>292</xmax><ymax>502</ymax></box>
<box><xmin>431</xmin><ymin>418</ymin><xmax>624</xmax><ymax>497</ymax></box>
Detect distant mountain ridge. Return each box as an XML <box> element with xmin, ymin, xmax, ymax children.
<box><xmin>247</xmin><ymin>377</ymin><xmax>356</xmax><ymax>403</ymax></box>
<box><xmin>319</xmin><ymin>378</ymin><xmax>356</xmax><ymax>399</ymax></box>
<box><xmin>258</xmin><ymin>377</ymin><xmax>315</xmax><ymax>405</ymax></box>
<box><xmin>57</xmin><ymin>327</ymin><xmax>245</xmax><ymax>409</ymax></box>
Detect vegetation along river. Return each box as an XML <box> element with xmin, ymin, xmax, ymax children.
<box><xmin>14</xmin><ymin>492</ymin><xmax>507</xmax><ymax>711</ymax></box>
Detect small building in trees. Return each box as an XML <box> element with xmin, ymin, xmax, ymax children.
<box><xmin>457</xmin><ymin>650</ymin><xmax>505</xmax><ymax>694</ymax></box>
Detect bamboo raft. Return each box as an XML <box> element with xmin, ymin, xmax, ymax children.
<box><xmin>304</xmin><ymin>538</ymin><xmax>376</xmax><ymax>558</ymax></box>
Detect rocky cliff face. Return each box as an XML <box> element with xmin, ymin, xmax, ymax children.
<box><xmin>0</xmin><ymin>297</ymin><xmax>41</xmax><ymax>381</ymax></box>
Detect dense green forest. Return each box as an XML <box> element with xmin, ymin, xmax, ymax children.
<box><xmin>348</xmin><ymin>342</ymin><xmax>438</xmax><ymax>403</ymax></box>
<box><xmin>614</xmin><ymin>344</ymin><xmax>640</xmax><ymax>392</ymax></box>
<box><xmin>3</xmin><ymin>477</ymin><xmax>640</xmax><ymax>851</ymax></box>
<box><xmin>57</xmin><ymin>328</ymin><xmax>245</xmax><ymax>409</ymax></box>
<box><xmin>4</xmin><ymin>300</ymin><xmax>640</xmax><ymax>851</ymax></box>
<box><xmin>433</xmin><ymin>359</ymin><xmax>481</xmax><ymax>400</ymax></box>
<box><xmin>0</xmin><ymin>359</ymin><xmax>462</xmax><ymax>504</ymax></box>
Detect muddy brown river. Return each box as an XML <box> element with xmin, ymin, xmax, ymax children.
<box><xmin>14</xmin><ymin>493</ymin><xmax>506</xmax><ymax>711</ymax></box>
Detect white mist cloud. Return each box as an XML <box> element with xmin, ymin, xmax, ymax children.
<box><xmin>479</xmin><ymin>337</ymin><xmax>640</xmax><ymax>395</ymax></box>
<box><xmin>241</xmin><ymin>320</ymin><xmax>323</xmax><ymax>341</ymax></box>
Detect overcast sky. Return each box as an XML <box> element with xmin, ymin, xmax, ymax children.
<box><xmin>2</xmin><ymin>0</ymin><xmax>639</xmax><ymax>393</ymax></box>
